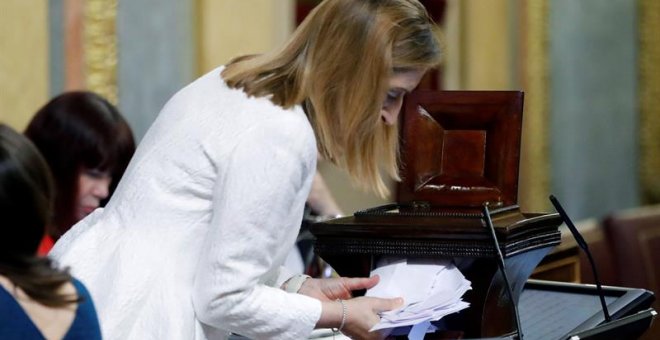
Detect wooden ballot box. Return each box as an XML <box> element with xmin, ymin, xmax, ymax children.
<box><xmin>310</xmin><ymin>91</ymin><xmax>564</xmax><ymax>338</ymax></box>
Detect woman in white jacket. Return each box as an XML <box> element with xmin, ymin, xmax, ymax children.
<box><xmin>50</xmin><ymin>0</ymin><xmax>442</xmax><ymax>339</ymax></box>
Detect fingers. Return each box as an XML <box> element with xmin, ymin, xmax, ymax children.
<box><xmin>371</xmin><ymin>297</ymin><xmax>404</xmax><ymax>313</ymax></box>
<box><xmin>342</xmin><ymin>275</ymin><xmax>380</xmax><ymax>291</ymax></box>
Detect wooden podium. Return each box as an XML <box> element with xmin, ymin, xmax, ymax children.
<box><xmin>310</xmin><ymin>91</ymin><xmax>563</xmax><ymax>338</ymax></box>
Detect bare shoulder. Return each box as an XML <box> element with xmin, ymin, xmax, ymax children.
<box><xmin>56</xmin><ymin>278</ymin><xmax>77</xmax><ymax>297</ymax></box>
<box><xmin>0</xmin><ymin>274</ymin><xmax>12</xmax><ymax>292</ymax></box>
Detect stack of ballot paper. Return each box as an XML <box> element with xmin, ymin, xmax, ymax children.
<box><xmin>365</xmin><ymin>257</ymin><xmax>471</xmax><ymax>338</ymax></box>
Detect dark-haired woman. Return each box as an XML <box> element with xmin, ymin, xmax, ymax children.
<box><xmin>0</xmin><ymin>124</ymin><xmax>102</xmax><ymax>339</ymax></box>
<box><xmin>25</xmin><ymin>91</ymin><xmax>136</xmax><ymax>254</ymax></box>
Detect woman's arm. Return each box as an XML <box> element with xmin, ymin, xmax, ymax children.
<box><xmin>192</xmin><ymin>114</ymin><xmax>400</xmax><ymax>339</ymax></box>
<box><xmin>192</xmin><ymin>116</ymin><xmax>321</xmax><ymax>339</ymax></box>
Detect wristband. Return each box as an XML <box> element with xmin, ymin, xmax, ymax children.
<box><xmin>283</xmin><ymin>274</ymin><xmax>310</xmax><ymax>293</ymax></box>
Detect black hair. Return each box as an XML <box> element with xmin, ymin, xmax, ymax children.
<box><xmin>25</xmin><ymin>91</ymin><xmax>135</xmax><ymax>238</ymax></box>
<box><xmin>0</xmin><ymin>124</ymin><xmax>78</xmax><ymax>307</ymax></box>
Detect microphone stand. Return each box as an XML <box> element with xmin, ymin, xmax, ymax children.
<box><xmin>549</xmin><ymin>195</ymin><xmax>612</xmax><ymax>323</ymax></box>
<box><xmin>482</xmin><ymin>204</ymin><xmax>523</xmax><ymax>340</ymax></box>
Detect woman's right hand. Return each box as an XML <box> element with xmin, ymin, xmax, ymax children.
<box><xmin>319</xmin><ymin>296</ymin><xmax>403</xmax><ymax>340</ymax></box>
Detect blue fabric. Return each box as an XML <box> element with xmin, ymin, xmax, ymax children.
<box><xmin>0</xmin><ymin>277</ymin><xmax>102</xmax><ymax>340</ymax></box>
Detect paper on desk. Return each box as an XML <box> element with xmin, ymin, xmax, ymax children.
<box><xmin>366</xmin><ymin>257</ymin><xmax>471</xmax><ymax>340</ymax></box>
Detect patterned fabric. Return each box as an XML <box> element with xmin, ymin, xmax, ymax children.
<box><xmin>50</xmin><ymin>66</ymin><xmax>322</xmax><ymax>339</ymax></box>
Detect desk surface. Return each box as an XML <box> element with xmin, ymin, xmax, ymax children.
<box><xmin>519</xmin><ymin>280</ymin><xmax>654</xmax><ymax>339</ymax></box>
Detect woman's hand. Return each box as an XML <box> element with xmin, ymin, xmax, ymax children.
<box><xmin>318</xmin><ymin>296</ymin><xmax>402</xmax><ymax>340</ymax></box>
<box><xmin>306</xmin><ymin>275</ymin><xmax>403</xmax><ymax>339</ymax></box>
<box><xmin>298</xmin><ymin>275</ymin><xmax>380</xmax><ymax>301</ymax></box>
<box><xmin>343</xmin><ymin>296</ymin><xmax>402</xmax><ymax>340</ymax></box>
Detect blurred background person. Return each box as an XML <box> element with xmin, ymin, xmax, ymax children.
<box><xmin>25</xmin><ymin>91</ymin><xmax>136</xmax><ymax>254</ymax></box>
<box><xmin>0</xmin><ymin>124</ymin><xmax>102</xmax><ymax>339</ymax></box>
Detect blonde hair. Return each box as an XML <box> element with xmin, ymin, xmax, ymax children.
<box><xmin>222</xmin><ymin>0</ymin><xmax>442</xmax><ymax>197</ymax></box>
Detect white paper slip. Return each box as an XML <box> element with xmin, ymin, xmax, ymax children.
<box><xmin>366</xmin><ymin>257</ymin><xmax>471</xmax><ymax>335</ymax></box>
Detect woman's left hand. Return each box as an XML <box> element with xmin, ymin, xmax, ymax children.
<box><xmin>298</xmin><ymin>275</ymin><xmax>380</xmax><ymax>301</ymax></box>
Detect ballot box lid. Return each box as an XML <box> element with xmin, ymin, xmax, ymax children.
<box><xmin>397</xmin><ymin>91</ymin><xmax>524</xmax><ymax>209</ymax></box>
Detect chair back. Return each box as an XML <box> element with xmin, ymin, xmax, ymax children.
<box><xmin>602</xmin><ymin>205</ymin><xmax>660</xmax><ymax>339</ymax></box>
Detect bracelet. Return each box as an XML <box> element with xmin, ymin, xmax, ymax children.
<box><xmin>283</xmin><ymin>274</ymin><xmax>310</xmax><ymax>293</ymax></box>
<box><xmin>331</xmin><ymin>299</ymin><xmax>347</xmax><ymax>333</ymax></box>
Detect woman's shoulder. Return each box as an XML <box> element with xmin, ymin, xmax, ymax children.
<box><xmin>0</xmin><ymin>275</ymin><xmax>41</xmax><ymax>339</ymax></box>
<box><xmin>0</xmin><ymin>274</ymin><xmax>92</xmax><ymax>340</ymax></box>
<box><xmin>258</xmin><ymin>105</ymin><xmax>312</xmax><ymax>134</ymax></box>
<box><xmin>244</xmin><ymin>106</ymin><xmax>316</xmax><ymax>156</ymax></box>
<box><xmin>65</xmin><ymin>277</ymin><xmax>102</xmax><ymax>340</ymax></box>
<box><xmin>159</xmin><ymin>65</ymin><xmax>291</xmax><ymax>121</ymax></box>
<box><xmin>155</xmin><ymin>65</ymin><xmax>316</xmax><ymax>157</ymax></box>
<box><xmin>69</xmin><ymin>277</ymin><xmax>96</xmax><ymax>314</ymax></box>
<box><xmin>69</xmin><ymin>278</ymin><xmax>90</xmax><ymax>300</ymax></box>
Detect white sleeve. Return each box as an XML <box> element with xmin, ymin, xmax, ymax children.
<box><xmin>192</xmin><ymin>117</ymin><xmax>321</xmax><ymax>340</ymax></box>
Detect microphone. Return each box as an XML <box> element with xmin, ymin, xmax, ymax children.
<box><xmin>548</xmin><ymin>194</ymin><xmax>612</xmax><ymax>323</ymax></box>
<box><xmin>482</xmin><ymin>204</ymin><xmax>524</xmax><ymax>340</ymax></box>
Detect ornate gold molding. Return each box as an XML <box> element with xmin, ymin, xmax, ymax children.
<box><xmin>83</xmin><ymin>0</ymin><xmax>118</xmax><ymax>104</ymax></box>
<box><xmin>520</xmin><ymin>0</ymin><xmax>550</xmax><ymax>211</ymax></box>
<box><xmin>640</xmin><ymin>0</ymin><xmax>660</xmax><ymax>203</ymax></box>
